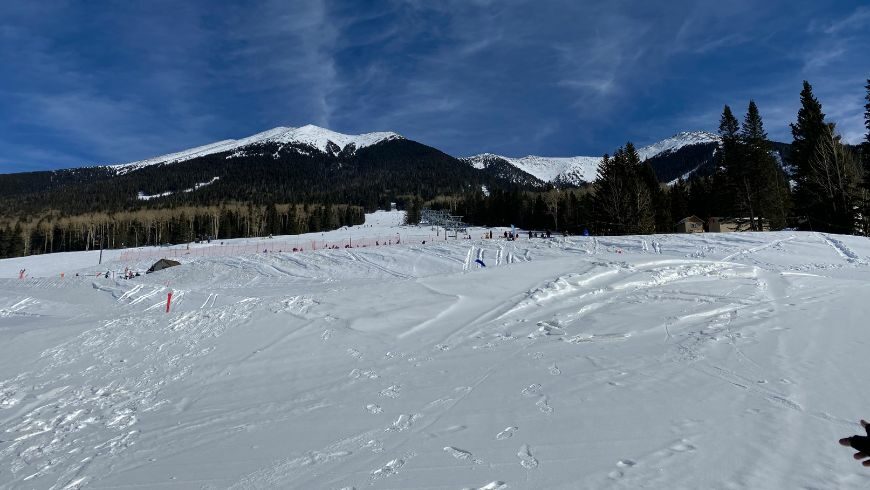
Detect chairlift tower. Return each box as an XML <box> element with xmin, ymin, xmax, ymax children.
<box><xmin>420</xmin><ymin>208</ymin><xmax>469</xmax><ymax>238</ymax></box>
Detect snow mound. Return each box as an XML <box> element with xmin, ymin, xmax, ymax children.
<box><xmin>108</xmin><ymin>125</ymin><xmax>403</xmax><ymax>175</ymax></box>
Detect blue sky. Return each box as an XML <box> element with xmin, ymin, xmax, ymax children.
<box><xmin>1</xmin><ymin>0</ymin><xmax>868</xmax><ymax>173</ymax></box>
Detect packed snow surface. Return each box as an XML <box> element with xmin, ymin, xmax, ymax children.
<box><xmin>108</xmin><ymin>125</ymin><xmax>403</xmax><ymax>175</ymax></box>
<box><xmin>467</xmin><ymin>131</ymin><xmax>720</xmax><ymax>185</ymax></box>
<box><xmin>1</xmin><ymin>211</ymin><xmax>869</xmax><ymax>489</ymax></box>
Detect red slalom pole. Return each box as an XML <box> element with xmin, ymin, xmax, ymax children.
<box><xmin>166</xmin><ymin>291</ymin><xmax>173</xmax><ymax>313</ymax></box>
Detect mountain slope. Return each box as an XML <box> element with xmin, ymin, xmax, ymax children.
<box><xmin>464</xmin><ymin>131</ymin><xmax>722</xmax><ymax>186</ymax></box>
<box><xmin>465</xmin><ymin>153</ymin><xmax>601</xmax><ymax>186</ymax></box>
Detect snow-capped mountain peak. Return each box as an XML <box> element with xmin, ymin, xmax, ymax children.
<box><xmin>109</xmin><ymin>125</ymin><xmax>404</xmax><ymax>175</ymax></box>
<box><xmin>268</xmin><ymin>124</ymin><xmax>402</xmax><ymax>153</ymax></box>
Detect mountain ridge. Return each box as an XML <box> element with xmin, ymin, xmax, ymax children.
<box><xmin>109</xmin><ymin>124</ymin><xmax>404</xmax><ymax>175</ymax></box>
<box><xmin>101</xmin><ymin>125</ymin><xmax>722</xmax><ymax>186</ymax></box>
<box><xmin>463</xmin><ymin>131</ymin><xmax>721</xmax><ymax>185</ymax></box>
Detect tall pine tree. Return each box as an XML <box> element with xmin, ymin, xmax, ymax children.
<box><xmin>718</xmin><ymin>105</ymin><xmax>742</xmax><ymax>219</ymax></box>
<box><xmin>741</xmin><ymin>100</ymin><xmax>789</xmax><ymax>230</ymax></box>
<box><xmin>790</xmin><ymin>81</ymin><xmax>830</xmax><ymax>229</ymax></box>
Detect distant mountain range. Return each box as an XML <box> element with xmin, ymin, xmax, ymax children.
<box><xmin>462</xmin><ymin>131</ymin><xmax>722</xmax><ymax>186</ymax></box>
<box><xmin>95</xmin><ymin>125</ymin><xmax>724</xmax><ymax>187</ymax></box>
<box><xmin>0</xmin><ymin>125</ymin><xmax>775</xmax><ymax>217</ymax></box>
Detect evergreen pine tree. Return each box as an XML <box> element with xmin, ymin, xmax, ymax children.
<box><xmin>718</xmin><ymin>105</ymin><xmax>742</xmax><ymax>218</ymax></box>
<box><xmin>265</xmin><ymin>203</ymin><xmax>280</xmax><ymax>235</ymax></box>
<box><xmin>404</xmin><ymin>196</ymin><xmax>422</xmax><ymax>226</ymax></box>
<box><xmin>741</xmin><ymin>100</ymin><xmax>789</xmax><ymax>230</ymax></box>
<box><xmin>790</xmin><ymin>81</ymin><xmax>830</xmax><ymax>228</ymax></box>
<box><xmin>0</xmin><ymin>225</ymin><xmax>10</xmax><ymax>258</ymax></box>
<box><xmin>719</xmin><ymin>105</ymin><xmax>740</xmax><ymax>143</ymax></box>
<box><xmin>687</xmin><ymin>175</ymin><xmax>713</xmax><ymax>220</ymax></box>
<box><xmin>592</xmin><ymin>153</ymin><xmax>621</xmax><ymax>234</ymax></box>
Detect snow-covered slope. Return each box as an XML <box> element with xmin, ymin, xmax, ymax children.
<box><xmin>109</xmin><ymin>124</ymin><xmax>404</xmax><ymax>175</ymax></box>
<box><xmin>636</xmin><ymin>130</ymin><xmax>719</xmax><ymax>160</ymax></box>
<box><xmin>466</xmin><ymin>153</ymin><xmax>601</xmax><ymax>185</ymax></box>
<box><xmin>466</xmin><ymin>131</ymin><xmax>721</xmax><ymax>185</ymax></box>
<box><xmin>2</xmin><ymin>215</ymin><xmax>869</xmax><ymax>489</ymax></box>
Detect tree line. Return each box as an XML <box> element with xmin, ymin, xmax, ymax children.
<box><xmin>0</xmin><ymin>203</ymin><xmax>364</xmax><ymax>258</ymax></box>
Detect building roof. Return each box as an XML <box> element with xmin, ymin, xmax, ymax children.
<box><xmin>676</xmin><ymin>215</ymin><xmax>704</xmax><ymax>225</ymax></box>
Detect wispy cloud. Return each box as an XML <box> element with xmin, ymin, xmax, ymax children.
<box><xmin>222</xmin><ymin>0</ymin><xmax>338</xmax><ymax>127</ymax></box>
<box><xmin>822</xmin><ymin>5</ymin><xmax>870</xmax><ymax>34</ymax></box>
<box><xmin>0</xmin><ymin>0</ymin><xmax>866</xmax><ymax>169</ymax></box>
<box><xmin>803</xmin><ymin>45</ymin><xmax>847</xmax><ymax>71</ymax></box>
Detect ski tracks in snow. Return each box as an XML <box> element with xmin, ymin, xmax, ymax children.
<box><xmin>819</xmin><ymin>233</ymin><xmax>866</xmax><ymax>264</ymax></box>
<box><xmin>0</xmin><ymin>297</ymin><xmax>261</xmax><ymax>489</ymax></box>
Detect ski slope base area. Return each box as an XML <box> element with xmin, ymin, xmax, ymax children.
<box><xmin>1</xmin><ymin>214</ymin><xmax>869</xmax><ymax>489</ymax></box>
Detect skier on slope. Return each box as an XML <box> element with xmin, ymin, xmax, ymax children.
<box><xmin>840</xmin><ymin>419</ymin><xmax>870</xmax><ymax>466</ymax></box>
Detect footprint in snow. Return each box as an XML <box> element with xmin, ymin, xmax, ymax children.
<box><xmin>517</xmin><ymin>444</ymin><xmax>538</xmax><ymax>469</ymax></box>
<box><xmin>371</xmin><ymin>452</ymin><xmax>415</xmax><ymax>479</ymax></box>
<box><xmin>521</xmin><ymin>383</ymin><xmax>542</xmax><ymax>397</ymax></box>
<box><xmin>361</xmin><ymin>439</ymin><xmax>384</xmax><ymax>453</ymax></box>
<box><xmin>535</xmin><ymin>397</ymin><xmax>553</xmax><ymax>415</ymax></box>
<box><xmin>385</xmin><ymin>413</ymin><xmax>421</xmax><ymax>432</ymax></box>
<box><xmin>496</xmin><ymin>426</ymin><xmax>517</xmax><ymax>440</ymax></box>
<box><xmin>669</xmin><ymin>440</ymin><xmax>696</xmax><ymax>453</ymax></box>
<box><xmin>443</xmin><ymin>446</ymin><xmax>483</xmax><ymax>464</ymax></box>
<box><xmin>371</xmin><ymin>458</ymin><xmax>405</xmax><ymax>479</ymax></box>
<box><xmin>378</xmin><ymin>385</ymin><xmax>401</xmax><ymax>398</ymax></box>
